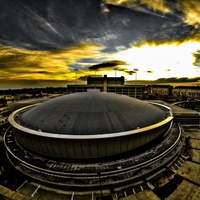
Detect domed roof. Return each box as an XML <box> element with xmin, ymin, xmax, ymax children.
<box><xmin>18</xmin><ymin>92</ymin><xmax>165</xmax><ymax>135</ymax></box>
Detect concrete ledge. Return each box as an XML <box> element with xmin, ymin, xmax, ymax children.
<box><xmin>0</xmin><ymin>185</ymin><xmax>32</xmax><ymax>200</ymax></box>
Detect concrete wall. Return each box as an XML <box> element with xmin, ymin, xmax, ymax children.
<box><xmin>12</xmin><ymin>119</ymin><xmax>172</xmax><ymax>160</ymax></box>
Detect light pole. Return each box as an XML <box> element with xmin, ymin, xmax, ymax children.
<box><xmin>94</xmin><ymin>69</ymin><xmax>97</xmax><ymax>89</ymax></box>
<box><xmin>113</xmin><ymin>68</ymin><xmax>118</xmax><ymax>93</ymax></box>
<box><xmin>133</xmin><ymin>68</ymin><xmax>139</xmax><ymax>98</ymax></box>
<box><xmin>74</xmin><ymin>68</ymin><xmax>79</xmax><ymax>92</ymax></box>
<box><xmin>146</xmin><ymin>70</ymin><xmax>153</xmax><ymax>94</ymax></box>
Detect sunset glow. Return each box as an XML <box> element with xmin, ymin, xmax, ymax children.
<box><xmin>0</xmin><ymin>0</ymin><xmax>199</xmax><ymax>88</ymax></box>
<box><xmin>111</xmin><ymin>41</ymin><xmax>200</xmax><ymax>80</ymax></box>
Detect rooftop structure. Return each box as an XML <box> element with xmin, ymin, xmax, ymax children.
<box><xmin>3</xmin><ymin>90</ymin><xmax>189</xmax><ymax>199</ymax></box>
<box><xmin>8</xmin><ymin>91</ymin><xmax>173</xmax><ymax>160</ymax></box>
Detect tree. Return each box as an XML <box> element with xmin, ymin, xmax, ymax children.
<box><xmin>0</xmin><ymin>98</ymin><xmax>7</xmax><ymax>106</ymax></box>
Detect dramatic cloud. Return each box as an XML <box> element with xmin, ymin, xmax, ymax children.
<box><xmin>0</xmin><ymin>43</ymin><xmax>108</xmax><ymax>81</ymax></box>
<box><xmin>89</xmin><ymin>60</ymin><xmax>136</xmax><ymax>76</ymax></box>
<box><xmin>0</xmin><ymin>0</ymin><xmax>194</xmax><ymax>50</ymax></box>
<box><xmin>89</xmin><ymin>60</ymin><xmax>128</xmax><ymax>70</ymax></box>
<box><xmin>193</xmin><ymin>50</ymin><xmax>200</xmax><ymax>67</ymax></box>
<box><xmin>0</xmin><ymin>0</ymin><xmax>199</xmax><ymax>88</ymax></box>
<box><xmin>155</xmin><ymin>77</ymin><xmax>200</xmax><ymax>84</ymax></box>
<box><xmin>177</xmin><ymin>0</ymin><xmax>200</xmax><ymax>26</ymax></box>
<box><xmin>105</xmin><ymin>0</ymin><xmax>171</xmax><ymax>13</ymax></box>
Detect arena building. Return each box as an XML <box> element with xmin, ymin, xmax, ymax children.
<box><xmin>4</xmin><ymin>90</ymin><xmax>186</xmax><ymax>198</ymax></box>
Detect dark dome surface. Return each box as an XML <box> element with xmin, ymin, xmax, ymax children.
<box><xmin>18</xmin><ymin>92</ymin><xmax>165</xmax><ymax>135</ymax></box>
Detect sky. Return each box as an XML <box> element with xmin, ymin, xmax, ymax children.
<box><xmin>0</xmin><ymin>0</ymin><xmax>200</xmax><ymax>89</ymax></box>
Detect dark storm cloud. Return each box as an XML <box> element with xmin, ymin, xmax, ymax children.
<box><xmin>78</xmin><ymin>57</ymin><xmax>108</xmax><ymax>64</ymax></box>
<box><xmin>0</xmin><ymin>0</ymin><xmax>104</xmax><ymax>50</ymax></box>
<box><xmin>68</xmin><ymin>63</ymin><xmax>83</xmax><ymax>71</ymax></box>
<box><xmin>193</xmin><ymin>50</ymin><xmax>200</xmax><ymax>67</ymax></box>
<box><xmin>78</xmin><ymin>76</ymin><xmax>88</xmax><ymax>81</ymax></box>
<box><xmin>156</xmin><ymin>77</ymin><xmax>200</xmax><ymax>83</ymax></box>
<box><xmin>145</xmin><ymin>70</ymin><xmax>154</xmax><ymax>73</ymax></box>
<box><xmin>88</xmin><ymin>60</ymin><xmax>136</xmax><ymax>75</ymax></box>
<box><xmin>0</xmin><ymin>0</ymin><xmax>195</xmax><ymax>52</ymax></box>
<box><xmin>0</xmin><ymin>0</ymin><xmax>199</xmax><ymax>89</ymax></box>
<box><xmin>78</xmin><ymin>58</ymin><xmax>100</xmax><ymax>64</ymax></box>
<box><xmin>89</xmin><ymin>60</ymin><xmax>128</xmax><ymax>70</ymax></box>
<box><xmin>120</xmin><ymin>69</ymin><xmax>136</xmax><ymax>75</ymax></box>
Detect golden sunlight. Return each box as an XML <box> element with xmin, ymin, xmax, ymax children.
<box><xmin>0</xmin><ymin>43</ymin><xmax>107</xmax><ymax>82</ymax></box>
<box><xmin>105</xmin><ymin>0</ymin><xmax>171</xmax><ymax>13</ymax></box>
<box><xmin>112</xmin><ymin>41</ymin><xmax>200</xmax><ymax>80</ymax></box>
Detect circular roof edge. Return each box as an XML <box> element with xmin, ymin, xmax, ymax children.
<box><xmin>9</xmin><ymin>104</ymin><xmax>173</xmax><ymax>139</ymax></box>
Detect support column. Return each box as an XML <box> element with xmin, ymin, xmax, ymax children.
<box><xmin>103</xmin><ymin>75</ymin><xmax>107</xmax><ymax>92</ymax></box>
